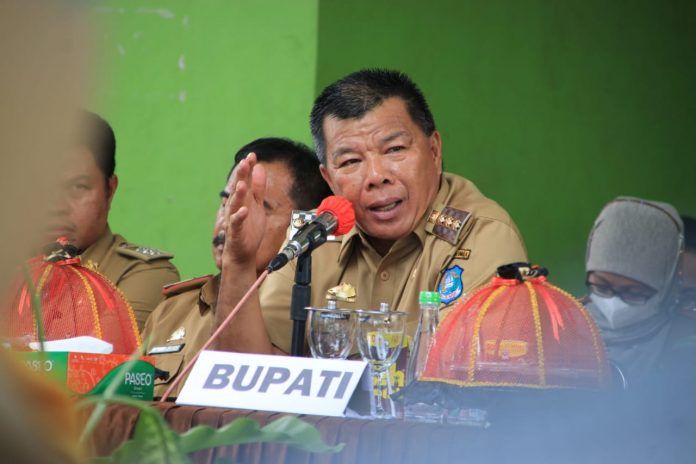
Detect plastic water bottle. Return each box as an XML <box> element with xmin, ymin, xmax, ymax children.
<box><xmin>404</xmin><ymin>291</ymin><xmax>443</xmax><ymax>423</ymax></box>
<box><xmin>406</xmin><ymin>291</ymin><xmax>440</xmax><ymax>383</ymax></box>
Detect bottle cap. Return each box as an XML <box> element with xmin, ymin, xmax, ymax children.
<box><xmin>419</xmin><ymin>291</ymin><xmax>441</xmax><ymax>306</ymax></box>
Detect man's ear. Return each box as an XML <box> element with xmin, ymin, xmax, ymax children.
<box><xmin>429</xmin><ymin>130</ymin><xmax>443</xmax><ymax>176</ymax></box>
<box><xmin>319</xmin><ymin>164</ymin><xmax>337</xmax><ymax>194</ymax></box>
<box><xmin>106</xmin><ymin>175</ymin><xmax>118</xmax><ymax>206</ymax></box>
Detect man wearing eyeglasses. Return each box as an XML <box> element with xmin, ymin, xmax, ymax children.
<box><xmin>584</xmin><ymin>197</ymin><xmax>696</xmax><ymax>385</ymax></box>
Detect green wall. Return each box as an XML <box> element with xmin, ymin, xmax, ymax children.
<box><xmin>87</xmin><ymin>1</ymin><xmax>695</xmax><ymax>295</ymax></box>
<box><xmin>316</xmin><ymin>0</ymin><xmax>696</xmax><ymax>294</ymax></box>
<box><xmin>87</xmin><ymin>0</ymin><xmax>319</xmax><ymax>279</ymax></box>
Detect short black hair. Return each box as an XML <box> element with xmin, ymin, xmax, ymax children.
<box><xmin>682</xmin><ymin>215</ymin><xmax>696</xmax><ymax>253</ymax></box>
<box><xmin>79</xmin><ymin>110</ymin><xmax>116</xmax><ymax>181</ymax></box>
<box><xmin>230</xmin><ymin>137</ymin><xmax>331</xmax><ymax>210</ymax></box>
<box><xmin>309</xmin><ymin>69</ymin><xmax>436</xmax><ymax>164</ymax></box>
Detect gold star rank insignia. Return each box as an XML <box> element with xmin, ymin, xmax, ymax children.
<box><xmin>425</xmin><ymin>204</ymin><xmax>472</xmax><ymax>245</ymax></box>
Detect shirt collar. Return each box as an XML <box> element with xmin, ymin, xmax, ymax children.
<box><xmin>199</xmin><ymin>273</ymin><xmax>221</xmax><ymax>313</ymax></box>
<box><xmin>79</xmin><ymin>224</ymin><xmax>114</xmax><ymax>263</ymax></box>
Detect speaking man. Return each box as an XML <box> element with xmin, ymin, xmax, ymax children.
<box><xmin>215</xmin><ymin>69</ymin><xmax>528</xmax><ymax>355</ymax></box>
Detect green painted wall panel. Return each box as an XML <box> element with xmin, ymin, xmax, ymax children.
<box><xmin>87</xmin><ymin>1</ymin><xmax>318</xmax><ymax>279</ymax></box>
<box><xmin>316</xmin><ymin>0</ymin><xmax>696</xmax><ymax>295</ymax></box>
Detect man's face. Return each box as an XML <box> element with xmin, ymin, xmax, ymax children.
<box><xmin>212</xmin><ymin>160</ymin><xmax>296</xmax><ymax>273</ymax></box>
<box><xmin>47</xmin><ymin>147</ymin><xmax>116</xmax><ymax>250</ymax></box>
<box><xmin>319</xmin><ymin>97</ymin><xmax>442</xmax><ymax>255</ymax></box>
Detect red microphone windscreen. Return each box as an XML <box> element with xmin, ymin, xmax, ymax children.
<box><xmin>317</xmin><ymin>196</ymin><xmax>355</xmax><ymax>236</ymax></box>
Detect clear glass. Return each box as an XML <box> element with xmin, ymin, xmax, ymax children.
<box><xmin>355</xmin><ymin>309</ymin><xmax>406</xmax><ymax>419</ymax></box>
<box><xmin>306</xmin><ymin>307</ymin><xmax>355</xmax><ymax>359</ymax></box>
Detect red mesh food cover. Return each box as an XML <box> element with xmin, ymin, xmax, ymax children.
<box><xmin>2</xmin><ymin>243</ymin><xmax>141</xmax><ymax>354</ymax></box>
<box><xmin>421</xmin><ymin>264</ymin><xmax>610</xmax><ymax>390</ymax></box>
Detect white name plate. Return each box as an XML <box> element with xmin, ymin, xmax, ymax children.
<box><xmin>176</xmin><ymin>351</ymin><xmax>367</xmax><ymax>417</ymax></box>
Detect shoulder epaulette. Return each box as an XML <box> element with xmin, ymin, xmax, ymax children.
<box><xmin>162</xmin><ymin>275</ymin><xmax>213</xmax><ymax>297</ymax></box>
<box><xmin>117</xmin><ymin>243</ymin><xmax>174</xmax><ymax>262</ymax></box>
<box><xmin>425</xmin><ymin>204</ymin><xmax>472</xmax><ymax>245</ymax></box>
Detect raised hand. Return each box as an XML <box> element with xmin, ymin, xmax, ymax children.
<box><xmin>221</xmin><ymin>153</ymin><xmax>267</xmax><ymax>269</ymax></box>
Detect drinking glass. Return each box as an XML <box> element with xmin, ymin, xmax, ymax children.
<box><xmin>306</xmin><ymin>306</ymin><xmax>355</xmax><ymax>359</ymax></box>
<box><xmin>355</xmin><ymin>309</ymin><xmax>406</xmax><ymax>419</ymax></box>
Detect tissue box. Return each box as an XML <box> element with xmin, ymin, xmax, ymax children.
<box><xmin>21</xmin><ymin>352</ymin><xmax>156</xmax><ymax>400</ymax></box>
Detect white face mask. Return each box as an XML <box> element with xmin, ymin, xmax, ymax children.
<box><xmin>590</xmin><ymin>294</ymin><xmax>661</xmax><ymax>330</ymax></box>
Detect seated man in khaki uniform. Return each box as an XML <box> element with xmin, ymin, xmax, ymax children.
<box><xmin>142</xmin><ymin>138</ymin><xmax>331</xmax><ymax>397</ymax></box>
<box><xmin>47</xmin><ymin>111</ymin><xmax>179</xmax><ymax>331</ymax></box>
<box><xmin>214</xmin><ymin>69</ymin><xmax>528</xmax><ymax>355</ymax></box>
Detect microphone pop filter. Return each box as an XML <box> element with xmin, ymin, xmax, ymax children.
<box><xmin>317</xmin><ymin>196</ymin><xmax>355</xmax><ymax>236</ymax></box>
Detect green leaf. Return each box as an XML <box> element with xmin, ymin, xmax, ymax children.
<box><xmin>178</xmin><ymin>417</ymin><xmax>275</xmax><ymax>450</ymax></box>
<box><xmin>84</xmin><ymin>399</ymin><xmax>342</xmax><ymax>463</ymax></box>
<box><xmin>261</xmin><ymin>415</ymin><xmax>344</xmax><ymax>453</ymax></box>
<box><xmin>178</xmin><ymin>415</ymin><xmax>343</xmax><ymax>454</ymax></box>
<box><xmin>98</xmin><ymin>408</ymin><xmax>189</xmax><ymax>464</ymax></box>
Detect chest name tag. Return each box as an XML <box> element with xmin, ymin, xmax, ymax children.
<box><xmin>148</xmin><ymin>344</ymin><xmax>185</xmax><ymax>355</ymax></box>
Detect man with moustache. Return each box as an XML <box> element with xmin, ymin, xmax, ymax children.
<box><xmin>142</xmin><ymin>137</ymin><xmax>331</xmax><ymax>397</ymax></box>
<box><xmin>214</xmin><ymin>69</ymin><xmax>528</xmax><ymax>355</ymax></box>
<box><xmin>50</xmin><ymin>111</ymin><xmax>179</xmax><ymax>331</ymax></box>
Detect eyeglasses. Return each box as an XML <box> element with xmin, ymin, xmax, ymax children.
<box><xmin>586</xmin><ymin>280</ymin><xmax>657</xmax><ymax>305</ymax></box>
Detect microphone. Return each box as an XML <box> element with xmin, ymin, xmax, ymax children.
<box><xmin>267</xmin><ymin>196</ymin><xmax>355</xmax><ymax>272</ymax></box>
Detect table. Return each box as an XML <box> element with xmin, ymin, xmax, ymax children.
<box><xmin>90</xmin><ymin>402</ymin><xmax>493</xmax><ymax>463</ymax></box>
<box><xmin>89</xmin><ymin>392</ymin><xmax>696</xmax><ymax>464</ymax></box>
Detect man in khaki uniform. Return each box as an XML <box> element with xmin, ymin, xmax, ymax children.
<box><xmin>141</xmin><ymin>138</ymin><xmax>331</xmax><ymax>397</ymax></box>
<box><xmin>80</xmin><ymin>227</ymin><xmax>179</xmax><ymax>331</ymax></box>
<box><xmin>214</xmin><ymin>69</ymin><xmax>527</xmax><ymax>356</ymax></box>
<box><xmin>47</xmin><ymin>111</ymin><xmax>179</xmax><ymax>331</ymax></box>
<box><xmin>261</xmin><ymin>173</ymin><xmax>526</xmax><ymax>353</ymax></box>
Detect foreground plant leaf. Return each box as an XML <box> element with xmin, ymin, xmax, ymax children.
<box><xmin>92</xmin><ymin>407</ymin><xmax>343</xmax><ymax>463</ymax></box>
<box><xmin>107</xmin><ymin>407</ymin><xmax>187</xmax><ymax>464</ymax></box>
<box><xmin>178</xmin><ymin>415</ymin><xmax>344</xmax><ymax>454</ymax></box>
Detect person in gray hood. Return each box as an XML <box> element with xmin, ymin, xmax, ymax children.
<box><xmin>585</xmin><ymin>197</ymin><xmax>696</xmax><ymax>386</ymax></box>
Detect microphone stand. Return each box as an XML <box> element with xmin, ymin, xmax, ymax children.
<box><xmin>290</xmin><ymin>251</ymin><xmax>311</xmax><ymax>356</ymax></box>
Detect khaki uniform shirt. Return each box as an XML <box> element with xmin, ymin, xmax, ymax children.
<box><xmin>81</xmin><ymin>226</ymin><xmax>180</xmax><ymax>332</ymax></box>
<box><xmin>259</xmin><ymin>172</ymin><xmax>528</xmax><ymax>353</ymax></box>
<box><xmin>142</xmin><ymin>274</ymin><xmax>219</xmax><ymax>398</ymax></box>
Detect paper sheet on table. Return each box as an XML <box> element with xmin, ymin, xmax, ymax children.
<box><xmin>28</xmin><ymin>336</ymin><xmax>113</xmax><ymax>354</ymax></box>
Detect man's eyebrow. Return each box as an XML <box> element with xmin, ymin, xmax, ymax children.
<box><xmin>380</xmin><ymin>131</ymin><xmax>409</xmax><ymax>144</ymax></box>
<box><xmin>219</xmin><ymin>191</ymin><xmax>230</xmax><ymax>198</ymax></box>
<box><xmin>330</xmin><ymin>146</ymin><xmax>354</xmax><ymax>160</ymax></box>
<box><xmin>67</xmin><ymin>175</ymin><xmax>90</xmax><ymax>183</ymax></box>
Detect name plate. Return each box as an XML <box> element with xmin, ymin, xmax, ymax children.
<box><xmin>176</xmin><ymin>351</ymin><xmax>367</xmax><ymax>417</ymax></box>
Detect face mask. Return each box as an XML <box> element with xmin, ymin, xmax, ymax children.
<box><xmin>590</xmin><ymin>294</ymin><xmax>661</xmax><ymax>330</ymax></box>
